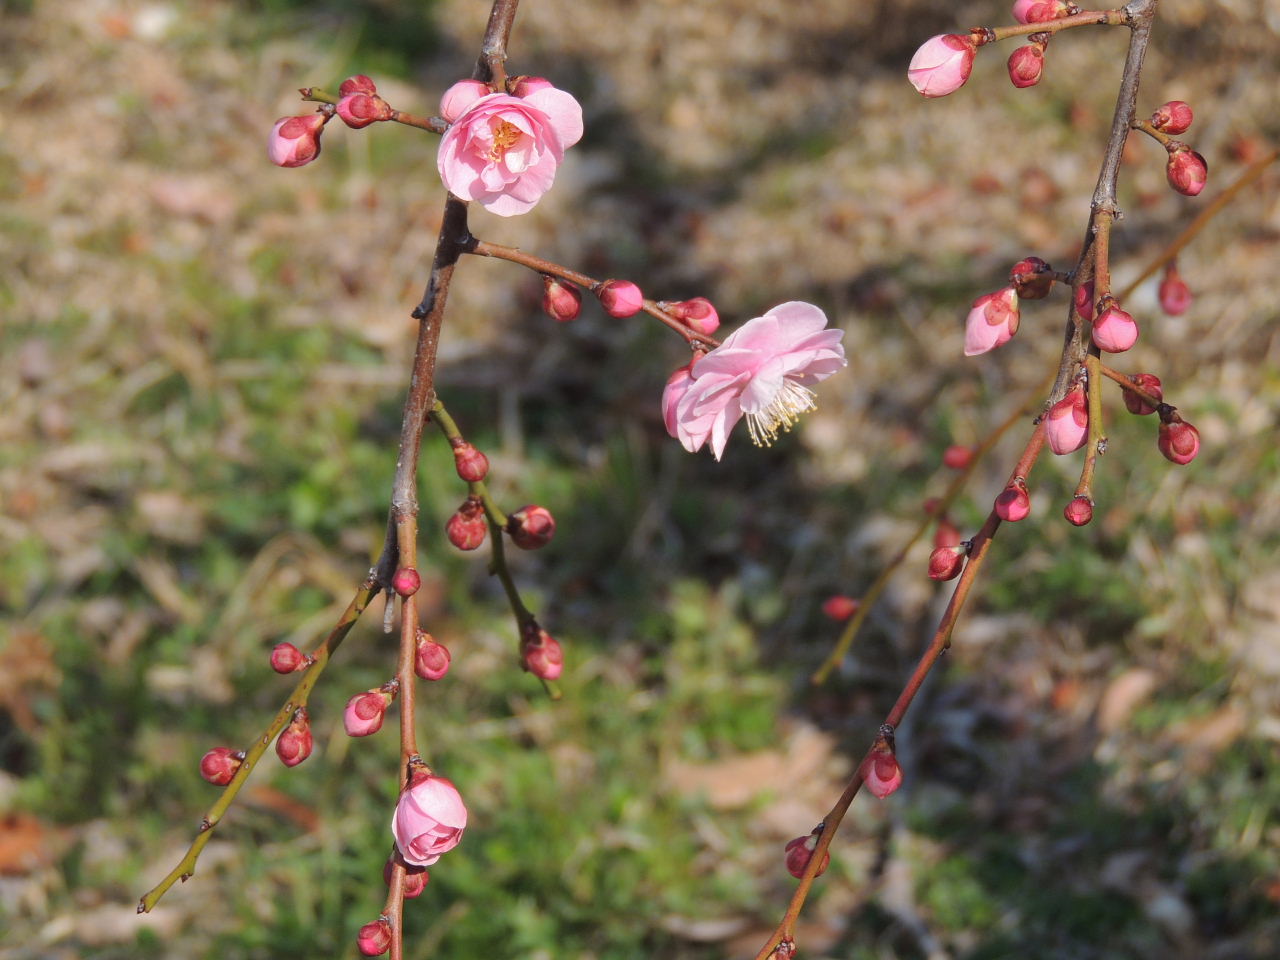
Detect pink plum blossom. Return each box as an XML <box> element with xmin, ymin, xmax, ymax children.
<box><xmin>1045</xmin><ymin>385</ymin><xmax>1088</xmax><ymax>455</ymax></box>
<box><xmin>908</xmin><ymin>34</ymin><xmax>976</xmax><ymax>98</ymax></box>
<box><xmin>963</xmin><ymin>287</ymin><xmax>1020</xmax><ymax>356</ymax></box>
<box><xmin>436</xmin><ymin>80</ymin><xmax>583</xmax><ymax>216</ymax></box>
<box><xmin>670</xmin><ymin>302</ymin><xmax>846</xmax><ymax>460</ymax></box>
<box><xmin>392</xmin><ymin>774</ymin><xmax>468</xmax><ymax>867</ymax></box>
<box><xmin>268</xmin><ymin>114</ymin><xmax>326</xmax><ymax>168</ymax></box>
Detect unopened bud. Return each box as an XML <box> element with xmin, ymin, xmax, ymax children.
<box><xmin>383</xmin><ymin>856</ymin><xmax>429</xmax><ymax>899</ymax></box>
<box><xmin>507</xmin><ymin>504</ymin><xmax>556</xmax><ymax>550</ymax></box>
<box><xmin>392</xmin><ymin>567</ymin><xmax>421</xmax><ymax>597</ymax></box>
<box><xmin>666</xmin><ymin>297</ymin><xmax>720</xmax><ymax>336</ymax></box>
<box><xmin>1012</xmin><ymin>0</ymin><xmax>1069</xmax><ymax>23</ymax></box>
<box><xmin>821</xmin><ymin>595</ymin><xmax>860</xmax><ymax>621</ymax></box>
<box><xmin>452</xmin><ymin>442</ymin><xmax>489</xmax><ymax>482</ymax></box>
<box><xmin>509</xmin><ymin>75</ymin><xmax>553</xmax><ymax>98</ymax></box>
<box><xmin>336</xmin><ymin>93</ymin><xmax>393</xmax><ymax>129</ymax></box>
<box><xmin>446</xmin><ymin>497</ymin><xmax>488</xmax><ymax>551</ymax></box>
<box><xmin>784</xmin><ymin>833</ymin><xmax>830</xmax><ymax>879</ymax></box>
<box><xmin>1092</xmin><ymin>304</ymin><xmax>1139</xmax><ymax>353</ymax></box>
<box><xmin>928</xmin><ymin>544</ymin><xmax>965</xmax><ymax>581</ymax></box>
<box><xmin>1010</xmin><ymin>256</ymin><xmax>1054</xmax><ymax>300</ymax></box>
<box><xmin>200</xmin><ymin>746</ymin><xmax>244</xmax><ymax>786</ymax></box>
<box><xmin>995</xmin><ymin>479</ymin><xmax>1031</xmax><ymax>522</ymax></box>
<box><xmin>1166</xmin><ymin>147</ymin><xmax>1208</xmax><ymax>197</ymax></box>
<box><xmin>1074</xmin><ymin>280</ymin><xmax>1095</xmax><ymax>322</ymax></box>
<box><xmin>268</xmin><ymin>114</ymin><xmax>326</xmax><ymax>168</ymax></box>
<box><xmin>861</xmin><ymin>724</ymin><xmax>903</xmax><ymax>798</ymax></box>
<box><xmin>270</xmin><ymin>641</ymin><xmax>308</xmax><ymax>674</ymax></box>
<box><xmin>908</xmin><ymin>34</ymin><xmax>976</xmax><ymax>98</ymax></box>
<box><xmin>1007</xmin><ymin>43</ymin><xmax>1045</xmax><ymax>88</ymax></box>
<box><xmin>963</xmin><ymin>286</ymin><xmax>1020</xmax><ymax>357</ymax></box>
<box><xmin>596</xmin><ymin>279</ymin><xmax>644</xmax><ymax>318</ymax></box>
<box><xmin>1158</xmin><ymin>264</ymin><xmax>1192</xmax><ymax>316</ymax></box>
<box><xmin>339</xmin><ymin>75</ymin><xmax>378</xmax><ymax>97</ymax></box>
<box><xmin>1045</xmin><ymin>385</ymin><xmax>1088</xmax><ymax>455</ymax></box>
<box><xmin>1151</xmin><ymin>100</ymin><xmax>1193</xmax><ymax>135</ymax></box>
<box><xmin>356</xmin><ymin>919</ymin><xmax>392</xmax><ymax>957</ymax></box>
<box><xmin>1158</xmin><ymin>417</ymin><xmax>1200</xmax><ymax>465</ymax></box>
<box><xmin>942</xmin><ymin>444</ymin><xmax>974</xmax><ymax>469</ymax></box>
<box><xmin>439</xmin><ymin>79</ymin><xmax>490</xmax><ymax>123</ymax></box>
<box><xmin>276</xmin><ymin>709</ymin><xmax>313</xmax><ymax>767</ymax></box>
<box><xmin>414</xmin><ymin>632</ymin><xmax>452</xmax><ymax>681</ymax></box>
<box><xmin>1064</xmin><ymin>495</ymin><xmax>1094</xmax><ymax>526</ymax></box>
<box><xmin>542</xmin><ymin>276</ymin><xmax>582</xmax><ymax>322</ymax></box>
<box><xmin>521</xmin><ymin>625</ymin><xmax>564</xmax><ymax>680</ymax></box>
<box><xmin>1123</xmin><ymin>373</ymin><xmax>1163</xmax><ymax>416</ymax></box>
<box><xmin>343</xmin><ymin>690</ymin><xmax>391</xmax><ymax>738</ymax></box>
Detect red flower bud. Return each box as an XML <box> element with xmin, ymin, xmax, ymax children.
<box><xmin>392</xmin><ymin>567</ymin><xmax>421</xmax><ymax>597</ymax></box>
<box><xmin>1150</xmin><ymin>100</ymin><xmax>1193</xmax><ymax>135</ymax></box>
<box><xmin>509</xmin><ymin>75</ymin><xmax>553</xmax><ymax>98</ymax></box>
<box><xmin>861</xmin><ymin>724</ymin><xmax>903</xmax><ymax>798</ymax></box>
<box><xmin>1074</xmin><ymin>281</ymin><xmax>1095</xmax><ymax>322</ymax></box>
<box><xmin>336</xmin><ymin>93</ymin><xmax>394</xmax><ymax>129</ymax></box>
<box><xmin>276</xmin><ymin>709</ymin><xmax>313</xmax><ymax>767</ymax></box>
<box><xmin>339</xmin><ymin>75</ymin><xmax>378</xmax><ymax>97</ymax></box>
<box><xmin>1064</xmin><ymin>496</ymin><xmax>1094</xmax><ymax>526</ymax></box>
<box><xmin>1007</xmin><ymin>43</ymin><xmax>1045</xmax><ymax>88</ymax></box>
<box><xmin>995</xmin><ymin>480</ymin><xmax>1031</xmax><ymax>522</ymax></box>
<box><xmin>507</xmin><ymin>504</ymin><xmax>556</xmax><ymax>550</ymax></box>
<box><xmin>199</xmin><ymin>746</ymin><xmax>244</xmax><ymax>786</ymax></box>
<box><xmin>666</xmin><ymin>297</ymin><xmax>720</xmax><ymax>336</ymax></box>
<box><xmin>383</xmin><ymin>856</ymin><xmax>429</xmax><ymax>899</ymax></box>
<box><xmin>1158</xmin><ymin>418</ymin><xmax>1200</xmax><ymax>465</ymax></box>
<box><xmin>343</xmin><ymin>690</ymin><xmax>390</xmax><ymax>738</ymax></box>
<box><xmin>452</xmin><ymin>442</ymin><xmax>489</xmax><ymax>482</ymax></box>
<box><xmin>596</xmin><ymin>279</ymin><xmax>644</xmax><ymax>318</ymax></box>
<box><xmin>414</xmin><ymin>632</ymin><xmax>452</xmax><ymax>681</ymax></box>
<box><xmin>521</xmin><ymin>625</ymin><xmax>563</xmax><ymax>681</ymax></box>
<box><xmin>446</xmin><ymin>497</ymin><xmax>488</xmax><ymax>551</ymax></box>
<box><xmin>542</xmin><ymin>276</ymin><xmax>582</xmax><ymax>322</ymax></box>
<box><xmin>356</xmin><ymin>919</ymin><xmax>392</xmax><ymax>957</ymax></box>
<box><xmin>1166</xmin><ymin>147</ymin><xmax>1208</xmax><ymax>197</ymax></box>
<box><xmin>270</xmin><ymin>641</ymin><xmax>307</xmax><ymax>674</ymax></box>
<box><xmin>1010</xmin><ymin>256</ymin><xmax>1055</xmax><ymax>300</ymax></box>
<box><xmin>784</xmin><ymin>833</ymin><xmax>830</xmax><ymax>879</ymax></box>
<box><xmin>268</xmin><ymin>114</ymin><xmax>326</xmax><ymax>168</ymax></box>
<box><xmin>928</xmin><ymin>544</ymin><xmax>965</xmax><ymax>581</ymax></box>
<box><xmin>942</xmin><ymin>444</ymin><xmax>974</xmax><ymax>470</ymax></box>
<box><xmin>1123</xmin><ymin>373</ymin><xmax>1162</xmax><ymax>416</ymax></box>
<box><xmin>1158</xmin><ymin>264</ymin><xmax>1192</xmax><ymax>316</ymax></box>
<box><xmin>821</xmin><ymin>595</ymin><xmax>860</xmax><ymax>621</ymax></box>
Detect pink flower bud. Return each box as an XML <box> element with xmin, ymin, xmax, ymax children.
<box><xmin>199</xmin><ymin>746</ymin><xmax>243</xmax><ymax>786</ymax></box>
<box><xmin>1158</xmin><ymin>418</ymin><xmax>1200</xmax><ymax>465</ymax></box>
<box><xmin>415</xmin><ymin>632</ymin><xmax>452</xmax><ymax>681</ymax></box>
<box><xmin>963</xmin><ymin>287</ymin><xmax>1020</xmax><ymax>357</ymax></box>
<box><xmin>510</xmin><ymin>76</ymin><xmax>554</xmax><ymax>98</ymax></box>
<box><xmin>1007</xmin><ymin>43</ymin><xmax>1045</xmax><ymax>88</ymax></box>
<box><xmin>1123</xmin><ymin>373</ymin><xmax>1163</xmax><ymax>416</ymax></box>
<box><xmin>392</xmin><ymin>567</ymin><xmax>421</xmax><ymax>597</ymax></box>
<box><xmin>339</xmin><ymin>75</ymin><xmax>378</xmax><ymax>97</ymax></box>
<box><xmin>343</xmin><ymin>690</ymin><xmax>390</xmax><ymax>738</ymax></box>
<box><xmin>356</xmin><ymin>919</ymin><xmax>392</xmax><ymax>957</ymax></box>
<box><xmin>276</xmin><ymin>710</ymin><xmax>313</xmax><ymax>767</ymax></box>
<box><xmin>922</xmin><ymin>497</ymin><xmax>943</xmax><ymax>516</ymax></box>
<box><xmin>1158</xmin><ymin>264</ymin><xmax>1192</xmax><ymax>316</ymax></box>
<box><xmin>521</xmin><ymin>626</ymin><xmax>564</xmax><ymax>681</ymax></box>
<box><xmin>934</xmin><ymin>517</ymin><xmax>962</xmax><ymax>549</ymax></box>
<box><xmin>542</xmin><ymin>276</ymin><xmax>582</xmax><ymax>322</ymax></box>
<box><xmin>1092</xmin><ymin>305</ymin><xmax>1139</xmax><ymax>353</ymax></box>
<box><xmin>861</xmin><ymin>751</ymin><xmax>904</xmax><ymax>799</ymax></box>
<box><xmin>1167</xmin><ymin>147</ymin><xmax>1208</xmax><ymax>197</ymax></box>
<box><xmin>908</xmin><ymin>34</ymin><xmax>976</xmax><ymax>98</ymax></box>
<box><xmin>268</xmin><ymin>114</ymin><xmax>326</xmax><ymax>168</ymax></box>
<box><xmin>270</xmin><ymin>641</ymin><xmax>307</xmax><ymax>674</ymax></box>
<box><xmin>392</xmin><ymin>774</ymin><xmax>468</xmax><ymax>866</ymax></box>
<box><xmin>942</xmin><ymin>444</ymin><xmax>974</xmax><ymax>469</ymax></box>
<box><xmin>821</xmin><ymin>595</ymin><xmax>860</xmax><ymax>621</ymax></box>
<box><xmin>1074</xmin><ymin>281</ymin><xmax>1095</xmax><ymax>322</ymax></box>
<box><xmin>1151</xmin><ymin>100</ymin><xmax>1193</xmax><ymax>135</ymax></box>
<box><xmin>667</xmin><ymin>298</ymin><xmax>721</xmax><ymax>336</ymax></box>
<box><xmin>1010</xmin><ymin>256</ymin><xmax>1054</xmax><ymax>300</ymax></box>
<box><xmin>383</xmin><ymin>856</ymin><xmax>429</xmax><ymax>899</ymax></box>
<box><xmin>1064</xmin><ymin>496</ymin><xmax>1094</xmax><ymax>526</ymax></box>
<box><xmin>1045</xmin><ymin>385</ymin><xmax>1088</xmax><ymax>455</ymax></box>
<box><xmin>995</xmin><ymin>480</ymin><xmax>1031</xmax><ymax>522</ymax></box>
<box><xmin>928</xmin><ymin>544</ymin><xmax>965</xmax><ymax>581</ymax></box>
<box><xmin>452</xmin><ymin>442</ymin><xmax>489</xmax><ymax>482</ymax></box>
<box><xmin>507</xmin><ymin>504</ymin><xmax>556</xmax><ymax>550</ymax></box>
<box><xmin>439</xmin><ymin>79</ymin><xmax>490</xmax><ymax>123</ymax></box>
<box><xmin>1012</xmin><ymin>0</ymin><xmax>1068</xmax><ymax>23</ymax></box>
<box><xmin>662</xmin><ymin>364</ymin><xmax>694</xmax><ymax>439</ymax></box>
<box><xmin>596</xmin><ymin>279</ymin><xmax>644</xmax><ymax>318</ymax></box>
<box><xmin>446</xmin><ymin>498</ymin><xmax>488</xmax><ymax>551</ymax></box>
<box><xmin>784</xmin><ymin>833</ymin><xmax>830</xmax><ymax>879</ymax></box>
<box><xmin>336</xmin><ymin>93</ymin><xmax>393</xmax><ymax>129</ymax></box>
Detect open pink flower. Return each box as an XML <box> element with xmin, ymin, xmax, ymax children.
<box><xmin>436</xmin><ymin>80</ymin><xmax>583</xmax><ymax>217</ymax></box>
<box><xmin>670</xmin><ymin>302</ymin><xmax>845</xmax><ymax>460</ymax></box>
<box><xmin>392</xmin><ymin>774</ymin><xmax>468</xmax><ymax>867</ymax></box>
<box><xmin>908</xmin><ymin>34</ymin><xmax>976</xmax><ymax>98</ymax></box>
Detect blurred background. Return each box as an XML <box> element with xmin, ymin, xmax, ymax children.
<box><xmin>2</xmin><ymin>0</ymin><xmax>1279</xmax><ymax>957</ymax></box>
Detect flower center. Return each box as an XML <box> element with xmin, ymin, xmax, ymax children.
<box><xmin>746</xmin><ymin>379</ymin><xmax>817</xmax><ymax>447</ymax></box>
<box><xmin>487</xmin><ymin>120</ymin><xmax>523</xmax><ymax>161</ymax></box>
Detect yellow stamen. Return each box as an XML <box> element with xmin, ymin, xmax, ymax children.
<box><xmin>487</xmin><ymin>120</ymin><xmax>522</xmax><ymax>161</ymax></box>
<box><xmin>746</xmin><ymin>380</ymin><xmax>817</xmax><ymax>447</ymax></box>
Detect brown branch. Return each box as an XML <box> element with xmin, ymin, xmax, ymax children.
<box><xmin>981</xmin><ymin>9</ymin><xmax>1127</xmax><ymax>43</ymax></box>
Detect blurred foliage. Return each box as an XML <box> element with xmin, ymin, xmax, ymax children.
<box><xmin>2</xmin><ymin>1</ymin><xmax>1280</xmax><ymax>959</ymax></box>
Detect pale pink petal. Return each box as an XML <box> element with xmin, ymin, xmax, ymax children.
<box><xmin>763</xmin><ymin>301</ymin><xmax>831</xmax><ymax>339</ymax></box>
<box><xmin>521</xmin><ymin>87</ymin><xmax>584</xmax><ymax>148</ymax></box>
